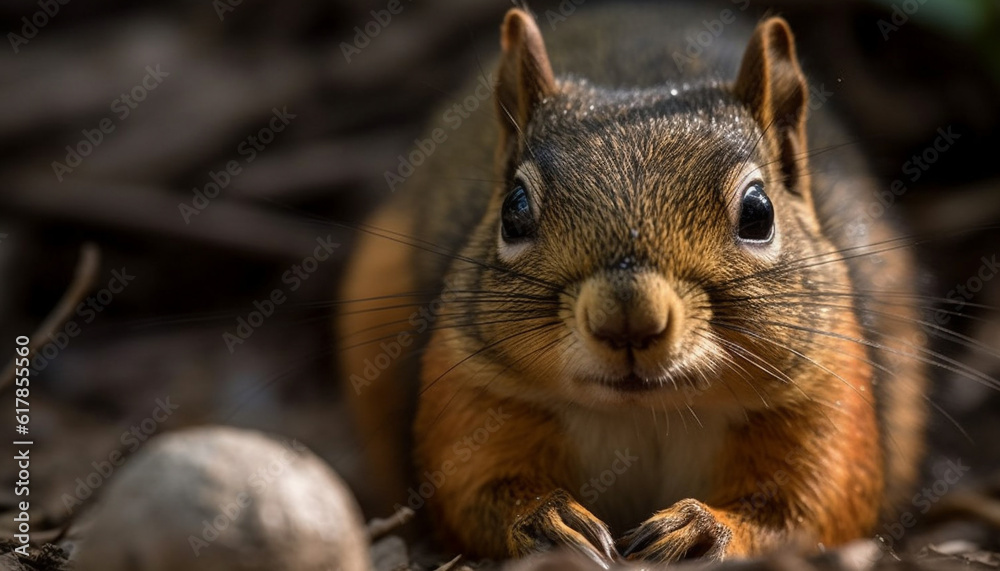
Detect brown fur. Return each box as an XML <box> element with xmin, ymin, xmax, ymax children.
<box><xmin>337</xmin><ymin>5</ymin><xmax>926</xmax><ymax>564</ymax></box>
<box><xmin>337</xmin><ymin>204</ymin><xmax>419</xmax><ymax>510</ymax></box>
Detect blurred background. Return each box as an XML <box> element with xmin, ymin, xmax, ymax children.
<box><xmin>0</xmin><ymin>0</ymin><xmax>999</xmax><ymax>568</ymax></box>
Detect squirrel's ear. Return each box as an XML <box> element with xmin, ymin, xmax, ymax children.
<box><xmin>734</xmin><ymin>17</ymin><xmax>810</xmax><ymax>196</ymax></box>
<box><xmin>496</xmin><ymin>9</ymin><xmax>556</xmax><ymax>155</ymax></box>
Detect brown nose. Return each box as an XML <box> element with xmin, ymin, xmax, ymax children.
<box><xmin>589</xmin><ymin>306</ymin><xmax>666</xmax><ymax>349</ymax></box>
<box><xmin>578</xmin><ymin>272</ymin><xmax>681</xmax><ymax>351</ymax></box>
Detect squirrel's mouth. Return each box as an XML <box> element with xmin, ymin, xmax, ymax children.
<box><xmin>596</xmin><ymin>372</ymin><xmax>663</xmax><ymax>393</ymax></box>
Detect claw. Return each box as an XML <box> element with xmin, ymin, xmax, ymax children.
<box><xmin>619</xmin><ymin>499</ymin><xmax>732</xmax><ymax>563</ymax></box>
<box><xmin>509</xmin><ymin>490</ymin><xmax>618</xmax><ymax>568</ymax></box>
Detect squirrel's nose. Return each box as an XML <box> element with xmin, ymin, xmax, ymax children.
<box><xmin>577</xmin><ymin>272</ymin><xmax>681</xmax><ymax>351</ymax></box>
<box><xmin>587</xmin><ymin>302</ymin><xmax>667</xmax><ymax>350</ymax></box>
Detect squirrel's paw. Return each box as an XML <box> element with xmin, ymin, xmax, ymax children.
<box><xmin>619</xmin><ymin>499</ymin><xmax>732</xmax><ymax>563</ymax></box>
<box><xmin>508</xmin><ymin>489</ymin><xmax>618</xmax><ymax>569</ymax></box>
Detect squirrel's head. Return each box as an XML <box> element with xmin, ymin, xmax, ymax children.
<box><xmin>438</xmin><ymin>9</ymin><xmax>849</xmax><ymax>411</ymax></box>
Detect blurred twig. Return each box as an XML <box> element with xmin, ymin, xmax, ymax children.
<box><xmin>930</xmin><ymin>490</ymin><xmax>1000</xmax><ymax>530</ymax></box>
<box><xmin>367</xmin><ymin>505</ymin><xmax>415</xmax><ymax>541</ymax></box>
<box><xmin>0</xmin><ymin>243</ymin><xmax>100</xmax><ymax>393</ymax></box>
<box><xmin>433</xmin><ymin>554</ymin><xmax>463</xmax><ymax>571</ymax></box>
<box><xmin>1</xmin><ymin>176</ymin><xmax>338</xmax><ymax>259</ymax></box>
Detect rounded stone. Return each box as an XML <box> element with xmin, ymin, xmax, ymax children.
<box><xmin>75</xmin><ymin>426</ymin><xmax>370</xmax><ymax>571</ymax></box>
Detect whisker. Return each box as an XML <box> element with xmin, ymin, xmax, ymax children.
<box><xmin>715</xmin><ymin>315</ymin><xmax>1000</xmax><ymax>394</ymax></box>
<box><xmin>708</xmin><ymin>316</ymin><xmax>973</xmax><ymax>443</ymax></box>
<box><xmin>708</xmin><ymin>319</ymin><xmax>877</xmax><ymax>410</ymax></box>
<box><xmin>336</xmin><ymin>296</ymin><xmax>562</xmax><ymax>318</ymax></box>
<box><xmin>714</xmin><ymin>298</ymin><xmax>1000</xmax><ymax>362</ymax></box>
<box><xmin>428</xmin><ymin>329</ymin><xmax>573</xmax><ymax>429</ymax></box>
<box><xmin>346</xmin><ymin>309</ymin><xmax>568</xmax><ymax>338</ymax></box>
<box><xmin>688</xmin><ymin>329</ymin><xmax>762</xmax><ymax>415</ymax></box>
<box><xmin>251</xmin><ymin>195</ymin><xmax>564</xmax><ymax>291</ymax></box>
<box><xmin>338</xmin><ymin>314</ymin><xmax>563</xmax><ymax>352</ymax></box>
<box><xmin>418</xmin><ymin>319</ymin><xmax>565</xmax><ymax>397</ymax></box>
<box><xmin>707</xmin><ymin>225</ymin><xmax>1000</xmax><ymax>296</ymax></box>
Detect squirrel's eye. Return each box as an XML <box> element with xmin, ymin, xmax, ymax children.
<box><xmin>501</xmin><ymin>183</ymin><xmax>535</xmax><ymax>241</ymax></box>
<box><xmin>737</xmin><ymin>182</ymin><xmax>774</xmax><ymax>243</ymax></box>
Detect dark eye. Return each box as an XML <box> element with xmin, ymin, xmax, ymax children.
<box><xmin>737</xmin><ymin>182</ymin><xmax>774</xmax><ymax>243</ymax></box>
<box><xmin>501</xmin><ymin>183</ymin><xmax>536</xmax><ymax>241</ymax></box>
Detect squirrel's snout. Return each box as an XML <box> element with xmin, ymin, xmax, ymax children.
<box><xmin>577</xmin><ymin>272</ymin><xmax>683</xmax><ymax>352</ymax></box>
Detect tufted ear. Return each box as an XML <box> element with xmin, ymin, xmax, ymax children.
<box><xmin>734</xmin><ymin>17</ymin><xmax>810</xmax><ymax>197</ymax></box>
<box><xmin>495</xmin><ymin>8</ymin><xmax>556</xmax><ymax>163</ymax></box>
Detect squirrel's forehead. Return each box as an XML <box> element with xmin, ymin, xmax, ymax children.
<box><xmin>529</xmin><ymin>117</ymin><xmax>756</xmax><ymax>174</ymax></box>
<box><xmin>533</xmin><ymin>94</ymin><xmax>758</xmax><ymax>153</ymax></box>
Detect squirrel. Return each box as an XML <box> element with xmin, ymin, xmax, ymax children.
<box><xmin>337</xmin><ymin>4</ymin><xmax>927</xmax><ymax>566</ymax></box>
